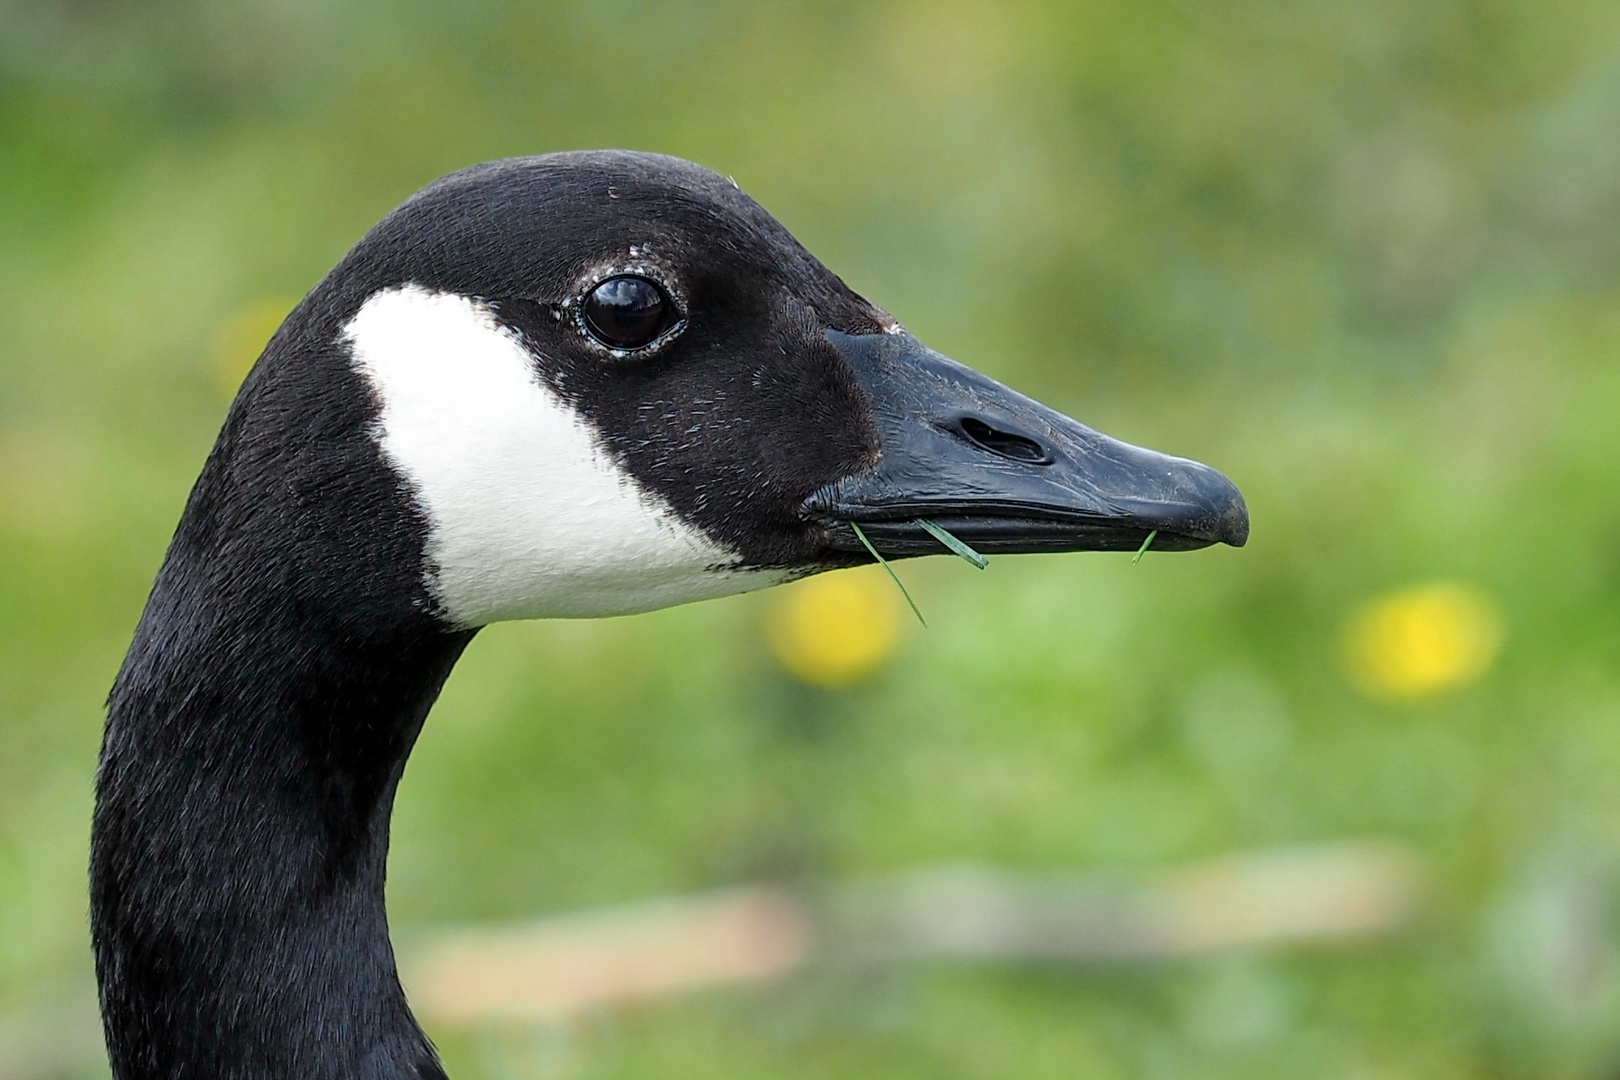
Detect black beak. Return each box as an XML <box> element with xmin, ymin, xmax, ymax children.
<box><xmin>804</xmin><ymin>331</ymin><xmax>1249</xmax><ymax>558</ymax></box>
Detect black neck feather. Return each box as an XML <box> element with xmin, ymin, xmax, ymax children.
<box><xmin>92</xmin><ymin>302</ymin><xmax>470</xmax><ymax>1078</ymax></box>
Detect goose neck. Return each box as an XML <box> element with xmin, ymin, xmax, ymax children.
<box><xmin>92</xmin><ymin>567</ymin><xmax>471</xmax><ymax>1079</ymax></box>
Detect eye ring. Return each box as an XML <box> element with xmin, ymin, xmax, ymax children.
<box><xmin>579</xmin><ymin>274</ymin><xmax>680</xmax><ymax>353</ymax></box>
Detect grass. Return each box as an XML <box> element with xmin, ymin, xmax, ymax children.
<box><xmin>849</xmin><ymin>520</ymin><xmax>926</xmax><ymax>626</ymax></box>
<box><xmin>1132</xmin><ymin>530</ymin><xmax>1158</xmax><ymax>565</ymax></box>
<box><xmin>916</xmin><ymin>518</ymin><xmax>990</xmax><ymax>569</ymax></box>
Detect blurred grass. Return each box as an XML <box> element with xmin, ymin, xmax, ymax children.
<box><xmin>7</xmin><ymin>0</ymin><xmax>1620</xmax><ymax>1076</ymax></box>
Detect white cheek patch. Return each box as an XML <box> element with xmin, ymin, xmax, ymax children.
<box><xmin>344</xmin><ymin>285</ymin><xmax>783</xmax><ymax>626</ymax></box>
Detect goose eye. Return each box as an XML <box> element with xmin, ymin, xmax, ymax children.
<box><xmin>582</xmin><ymin>275</ymin><xmax>673</xmax><ymax>350</ymax></box>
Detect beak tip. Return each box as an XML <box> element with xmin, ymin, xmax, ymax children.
<box><xmin>1217</xmin><ymin>497</ymin><xmax>1250</xmax><ymax>547</ymax></box>
<box><xmin>1200</xmin><ymin>469</ymin><xmax>1249</xmax><ymax>548</ymax></box>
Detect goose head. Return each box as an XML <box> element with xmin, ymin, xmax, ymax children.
<box><xmin>289</xmin><ymin>150</ymin><xmax>1245</xmax><ymax>629</ymax></box>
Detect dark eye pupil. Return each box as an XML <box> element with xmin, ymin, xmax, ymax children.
<box><xmin>583</xmin><ymin>276</ymin><xmax>670</xmax><ymax>349</ymax></box>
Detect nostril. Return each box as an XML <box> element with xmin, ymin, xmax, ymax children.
<box><xmin>956</xmin><ymin>417</ymin><xmax>1052</xmax><ymax>464</ymax></box>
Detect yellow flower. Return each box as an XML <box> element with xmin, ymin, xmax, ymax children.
<box><xmin>767</xmin><ymin>567</ymin><xmax>904</xmax><ymax>688</ymax></box>
<box><xmin>1344</xmin><ymin>582</ymin><xmax>1504</xmax><ymax>700</ymax></box>
<box><xmin>213</xmin><ymin>298</ymin><xmax>298</xmax><ymax>396</ymax></box>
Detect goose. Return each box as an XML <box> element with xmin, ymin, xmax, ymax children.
<box><xmin>91</xmin><ymin>150</ymin><xmax>1249</xmax><ymax>1079</ymax></box>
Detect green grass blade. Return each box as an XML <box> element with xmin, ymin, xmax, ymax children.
<box><xmin>916</xmin><ymin>518</ymin><xmax>989</xmax><ymax>569</ymax></box>
<box><xmin>1131</xmin><ymin>529</ymin><xmax>1159</xmax><ymax>565</ymax></box>
<box><xmin>849</xmin><ymin>521</ymin><xmax>926</xmax><ymax>627</ymax></box>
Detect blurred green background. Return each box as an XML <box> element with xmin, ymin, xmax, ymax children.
<box><xmin>7</xmin><ymin>0</ymin><xmax>1620</xmax><ymax>1076</ymax></box>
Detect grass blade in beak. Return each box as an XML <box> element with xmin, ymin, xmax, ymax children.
<box><xmin>1132</xmin><ymin>529</ymin><xmax>1159</xmax><ymax>565</ymax></box>
<box><xmin>916</xmin><ymin>519</ymin><xmax>989</xmax><ymax>570</ymax></box>
<box><xmin>849</xmin><ymin>521</ymin><xmax>926</xmax><ymax>627</ymax></box>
